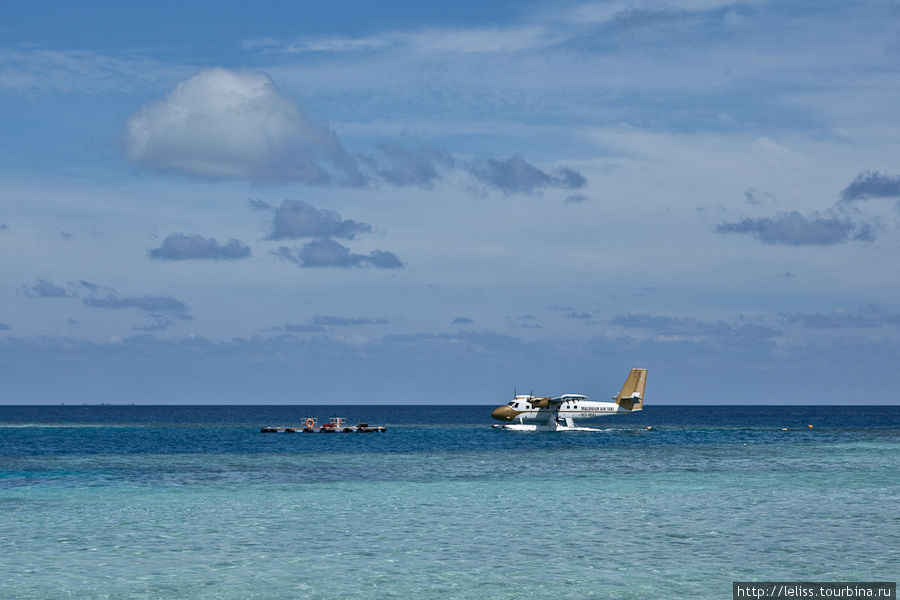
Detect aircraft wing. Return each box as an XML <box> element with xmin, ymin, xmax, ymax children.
<box><xmin>529</xmin><ymin>396</ymin><xmax>565</xmax><ymax>408</ymax></box>
<box><xmin>531</xmin><ymin>397</ymin><xmax>566</xmax><ymax>422</ymax></box>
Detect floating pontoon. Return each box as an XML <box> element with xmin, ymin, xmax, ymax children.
<box><xmin>260</xmin><ymin>417</ymin><xmax>386</xmax><ymax>433</ymax></box>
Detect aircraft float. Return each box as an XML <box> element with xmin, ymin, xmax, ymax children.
<box><xmin>491</xmin><ymin>368</ymin><xmax>647</xmax><ymax>431</ymax></box>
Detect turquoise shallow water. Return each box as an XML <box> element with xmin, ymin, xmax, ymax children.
<box><xmin>1</xmin><ymin>406</ymin><xmax>897</xmax><ymax>599</ymax></box>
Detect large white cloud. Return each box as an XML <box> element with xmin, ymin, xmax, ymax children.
<box><xmin>125</xmin><ymin>68</ymin><xmax>363</xmax><ymax>184</ymax></box>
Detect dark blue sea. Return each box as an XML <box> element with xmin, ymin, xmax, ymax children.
<box><xmin>1</xmin><ymin>405</ymin><xmax>897</xmax><ymax>599</ymax></box>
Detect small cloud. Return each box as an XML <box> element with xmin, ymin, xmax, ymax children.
<box><xmin>611</xmin><ymin>7</ymin><xmax>680</xmax><ymax>28</ymax></box>
<box><xmin>841</xmin><ymin>171</ymin><xmax>900</xmax><ymax>203</ymax></box>
<box><xmin>548</xmin><ymin>305</ymin><xmax>597</xmax><ymax>323</ymax></box>
<box><xmin>133</xmin><ymin>316</ymin><xmax>175</xmax><ymax>332</ymax></box>
<box><xmin>744</xmin><ymin>188</ymin><xmax>776</xmax><ymax>206</ymax></box>
<box><xmin>452</xmin><ymin>317</ymin><xmax>474</xmax><ymax>325</ymax></box>
<box><xmin>273</xmin><ymin>239</ymin><xmax>404</xmax><ymax>269</ymax></box>
<box><xmin>715</xmin><ymin>211</ymin><xmax>865</xmax><ymax>245</ymax></box>
<box><xmin>376</xmin><ymin>144</ymin><xmax>451</xmax><ymax>188</ymax></box>
<box><xmin>67</xmin><ymin>319</ymin><xmax>79</xmax><ymax>325</ymax></box>
<box><xmin>0</xmin><ymin>223</ymin><xmax>9</xmax><ymax>231</ymax></box>
<box><xmin>242</xmin><ymin>34</ymin><xmax>394</xmax><ymax>54</ymax></box>
<box><xmin>265</xmin><ymin>199</ymin><xmax>371</xmax><ymax>241</ymax></box>
<box><xmin>77</xmin><ymin>280</ymin><xmax>114</xmax><ymax>295</ymax></box>
<box><xmin>58</xmin><ymin>230</ymin><xmax>73</xmax><ymax>241</ymax></box>
<box><xmin>149</xmin><ymin>233</ymin><xmax>251</xmax><ymax>261</ymax></box>
<box><xmin>283</xmin><ymin>323</ymin><xmax>327</xmax><ymax>333</ymax></box>
<box><xmin>852</xmin><ymin>223</ymin><xmax>876</xmax><ymax>242</ymax></box>
<box><xmin>311</xmin><ymin>315</ymin><xmax>389</xmax><ymax>326</ymax></box>
<box><xmin>249</xmin><ymin>198</ymin><xmax>274</xmax><ymax>211</ymax></box>
<box><xmin>23</xmin><ymin>279</ymin><xmax>72</xmax><ymax>298</ymax></box>
<box><xmin>564</xmin><ymin>194</ymin><xmax>588</xmax><ymax>203</ymax></box>
<box><xmin>566</xmin><ymin>311</ymin><xmax>592</xmax><ymax>320</ymax></box>
<box><xmin>779</xmin><ymin>305</ymin><xmax>900</xmax><ymax>329</ymax></box>
<box><xmin>84</xmin><ymin>293</ymin><xmax>192</xmax><ymax>318</ymax></box>
<box><xmin>281</xmin><ymin>316</ymin><xmax>387</xmax><ymax>331</ymax></box>
<box><xmin>124</xmin><ymin>68</ymin><xmax>364</xmax><ymax>185</ymax></box>
<box><xmin>611</xmin><ymin>313</ymin><xmax>779</xmax><ymax>338</ymax></box>
<box><xmin>507</xmin><ymin>315</ymin><xmax>542</xmax><ymax>329</ymax></box>
<box><xmin>366</xmin><ymin>250</ymin><xmax>405</xmax><ymax>269</ymax></box>
<box><xmin>554</xmin><ymin>167</ymin><xmax>587</xmax><ymax>189</ymax></box>
<box><xmin>778</xmin><ymin>271</ymin><xmax>797</xmax><ymax>279</ymax></box>
<box><xmin>0</xmin><ymin>322</ymin><xmax>10</xmax><ymax>330</ymax></box>
<box><xmin>549</xmin><ymin>304</ymin><xmax>573</xmax><ymax>312</ymax></box>
<box><xmin>467</xmin><ymin>155</ymin><xmax>587</xmax><ymax>195</ymax></box>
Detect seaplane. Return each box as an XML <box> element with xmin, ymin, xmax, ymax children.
<box><xmin>491</xmin><ymin>368</ymin><xmax>647</xmax><ymax>431</ymax></box>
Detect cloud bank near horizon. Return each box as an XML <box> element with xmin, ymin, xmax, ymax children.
<box><xmin>1</xmin><ymin>323</ymin><xmax>897</xmax><ymax>404</ymax></box>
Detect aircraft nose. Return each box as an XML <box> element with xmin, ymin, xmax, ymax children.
<box><xmin>491</xmin><ymin>406</ymin><xmax>515</xmax><ymax>421</ymax></box>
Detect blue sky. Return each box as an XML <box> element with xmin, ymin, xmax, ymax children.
<box><xmin>1</xmin><ymin>0</ymin><xmax>899</xmax><ymax>404</ymax></box>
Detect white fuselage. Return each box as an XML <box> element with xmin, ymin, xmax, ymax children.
<box><xmin>500</xmin><ymin>395</ymin><xmax>629</xmax><ymax>421</ymax></box>
<box><xmin>515</xmin><ymin>402</ymin><xmax>626</xmax><ymax>421</ymax></box>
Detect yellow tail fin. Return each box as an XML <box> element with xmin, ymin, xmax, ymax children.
<box><xmin>615</xmin><ymin>368</ymin><xmax>647</xmax><ymax>411</ymax></box>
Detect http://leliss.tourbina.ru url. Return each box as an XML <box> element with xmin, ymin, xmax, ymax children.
<box><xmin>733</xmin><ymin>582</ymin><xmax>895</xmax><ymax>599</ymax></box>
